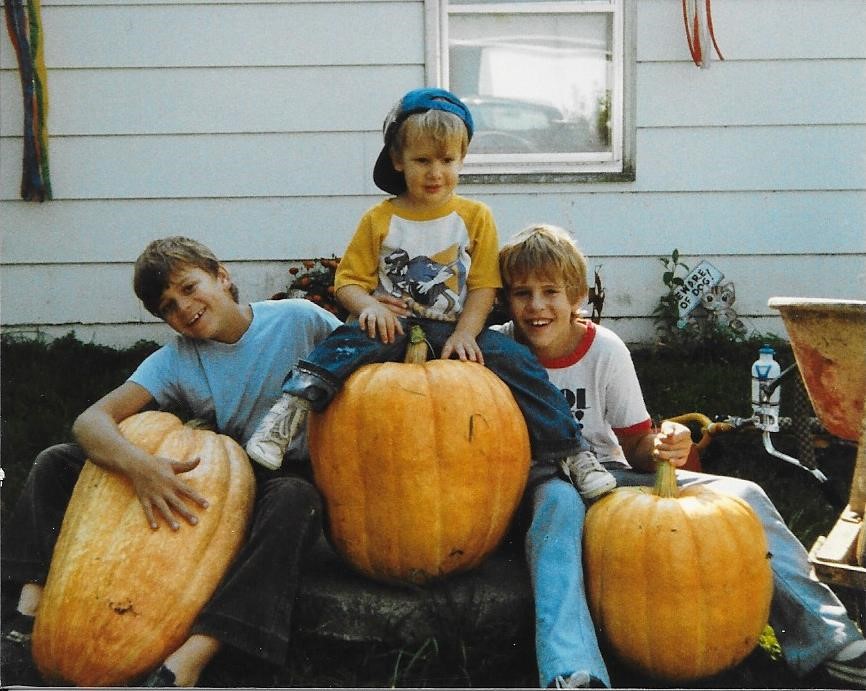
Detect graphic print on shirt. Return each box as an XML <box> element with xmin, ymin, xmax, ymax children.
<box><xmin>372</xmin><ymin>210</ymin><xmax>476</xmax><ymax>321</ymax></box>
<box><xmin>383</xmin><ymin>247</ymin><xmax>461</xmax><ymax>315</ymax></box>
<box><xmin>560</xmin><ymin>386</ymin><xmax>588</xmax><ymax>430</ymax></box>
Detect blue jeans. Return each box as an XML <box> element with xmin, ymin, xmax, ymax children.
<box><xmin>284</xmin><ymin>319</ymin><xmax>586</xmax><ymax>462</ymax></box>
<box><xmin>529</xmin><ymin>463</ymin><xmax>864</xmax><ymax>686</ymax></box>
<box><xmin>524</xmin><ymin>471</ymin><xmax>610</xmax><ymax>688</ymax></box>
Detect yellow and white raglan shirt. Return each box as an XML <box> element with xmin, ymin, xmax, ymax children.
<box><xmin>335</xmin><ymin>196</ymin><xmax>502</xmax><ymax>321</ymax></box>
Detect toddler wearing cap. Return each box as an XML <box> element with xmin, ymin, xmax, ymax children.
<box><xmin>246</xmin><ymin>87</ymin><xmax>615</xmax><ymax>504</ymax></box>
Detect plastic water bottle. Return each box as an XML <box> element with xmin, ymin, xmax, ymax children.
<box><xmin>751</xmin><ymin>345</ymin><xmax>781</xmax><ymax>431</ymax></box>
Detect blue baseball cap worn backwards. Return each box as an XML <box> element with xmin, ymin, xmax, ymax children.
<box><xmin>373</xmin><ymin>87</ymin><xmax>474</xmax><ymax>195</ymax></box>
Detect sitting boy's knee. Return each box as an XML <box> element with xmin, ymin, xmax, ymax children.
<box><xmin>717</xmin><ymin>476</ymin><xmax>769</xmax><ymax>506</ymax></box>
<box><xmin>31</xmin><ymin>443</ymin><xmax>86</xmax><ymax>478</ymax></box>
<box><xmin>534</xmin><ymin>478</ymin><xmax>584</xmax><ymax>518</ymax></box>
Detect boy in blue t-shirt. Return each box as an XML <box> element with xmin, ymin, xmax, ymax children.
<box><xmin>2</xmin><ymin>237</ymin><xmax>341</xmax><ymax>687</ymax></box>
<box><xmin>246</xmin><ymin>88</ymin><xmax>616</xmax><ymax>502</ymax></box>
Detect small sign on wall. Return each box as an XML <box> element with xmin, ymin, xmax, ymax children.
<box><xmin>674</xmin><ymin>260</ymin><xmax>724</xmax><ymax>326</ymax></box>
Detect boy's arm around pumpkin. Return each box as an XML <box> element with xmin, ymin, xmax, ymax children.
<box><xmin>72</xmin><ymin>381</ymin><xmax>209</xmax><ymax>531</ymax></box>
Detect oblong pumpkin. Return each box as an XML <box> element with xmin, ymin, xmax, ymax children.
<box><xmin>32</xmin><ymin>411</ymin><xmax>256</xmax><ymax>687</ymax></box>
<box><xmin>308</xmin><ymin>357</ymin><xmax>530</xmax><ymax>586</ymax></box>
<box><xmin>583</xmin><ymin>462</ymin><xmax>773</xmax><ymax>683</ymax></box>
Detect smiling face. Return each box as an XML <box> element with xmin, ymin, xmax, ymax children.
<box><xmin>505</xmin><ymin>272</ymin><xmax>587</xmax><ymax>361</ymax></box>
<box><xmin>157</xmin><ymin>265</ymin><xmax>247</xmax><ymax>343</ymax></box>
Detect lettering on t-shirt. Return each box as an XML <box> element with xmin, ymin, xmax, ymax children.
<box><xmin>560</xmin><ymin>387</ymin><xmax>587</xmax><ymax>428</ymax></box>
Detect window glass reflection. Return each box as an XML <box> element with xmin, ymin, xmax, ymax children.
<box><xmin>449</xmin><ymin>13</ymin><xmax>612</xmax><ymax>155</ymax></box>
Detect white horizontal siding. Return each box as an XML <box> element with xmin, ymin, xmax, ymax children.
<box><xmin>0</xmin><ymin>65</ymin><xmax>420</xmax><ymax>136</ymax></box>
<box><xmin>5</xmin><ymin>60</ymin><xmax>864</xmax><ymax>138</ymax></box>
<box><xmin>638</xmin><ymin>61</ymin><xmax>866</xmax><ymax>127</ymax></box>
<box><xmin>4</xmin><ymin>125</ymin><xmax>864</xmax><ymax>200</ymax></box>
<box><xmin>1</xmin><ymin>0</ymin><xmax>865</xmax><ymax>347</ymax></box>
<box><xmin>0</xmin><ymin>2</ymin><xmax>423</xmax><ymax>68</ymax></box>
<box><xmin>1</xmin><ymin>132</ymin><xmax>385</xmax><ymax>199</ymax></box>
<box><xmin>3</xmin><ymin>190</ymin><xmax>863</xmax><ymax>264</ymax></box>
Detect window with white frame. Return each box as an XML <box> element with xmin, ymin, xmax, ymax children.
<box><xmin>426</xmin><ymin>0</ymin><xmax>632</xmax><ymax>181</ymax></box>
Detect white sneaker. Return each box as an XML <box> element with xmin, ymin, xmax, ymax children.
<box><xmin>560</xmin><ymin>450</ymin><xmax>616</xmax><ymax>500</ymax></box>
<box><xmin>551</xmin><ymin>671</ymin><xmax>592</xmax><ymax>688</ymax></box>
<box><xmin>245</xmin><ymin>394</ymin><xmax>311</xmax><ymax>470</ymax></box>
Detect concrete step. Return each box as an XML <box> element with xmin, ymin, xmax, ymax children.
<box><xmin>293</xmin><ymin>537</ymin><xmax>533</xmax><ymax>647</ymax></box>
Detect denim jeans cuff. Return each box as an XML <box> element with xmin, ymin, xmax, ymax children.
<box><xmin>526</xmin><ymin>462</ymin><xmax>561</xmax><ymax>491</ymax></box>
<box><xmin>284</xmin><ymin>362</ymin><xmax>341</xmax><ymax>411</ymax></box>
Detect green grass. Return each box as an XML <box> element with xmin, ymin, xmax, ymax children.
<box><xmin>1</xmin><ymin>332</ymin><xmax>860</xmax><ymax>688</ymax></box>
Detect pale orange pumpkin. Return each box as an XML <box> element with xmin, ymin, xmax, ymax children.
<box><xmin>31</xmin><ymin>411</ymin><xmax>255</xmax><ymax>687</ymax></box>
<box><xmin>308</xmin><ymin>325</ymin><xmax>531</xmax><ymax>585</ymax></box>
<box><xmin>583</xmin><ymin>460</ymin><xmax>773</xmax><ymax>682</ymax></box>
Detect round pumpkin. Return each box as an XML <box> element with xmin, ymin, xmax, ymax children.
<box><xmin>307</xmin><ymin>326</ymin><xmax>531</xmax><ymax>585</ymax></box>
<box><xmin>583</xmin><ymin>461</ymin><xmax>773</xmax><ymax>683</ymax></box>
<box><xmin>31</xmin><ymin>411</ymin><xmax>256</xmax><ymax>687</ymax></box>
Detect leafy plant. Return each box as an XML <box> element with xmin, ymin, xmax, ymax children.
<box><xmin>652</xmin><ymin>248</ymin><xmax>690</xmax><ymax>339</ymax></box>
<box><xmin>272</xmin><ymin>256</ymin><xmax>347</xmax><ymax>320</ymax></box>
<box><xmin>652</xmin><ymin>249</ymin><xmax>752</xmax><ymax>353</ymax></box>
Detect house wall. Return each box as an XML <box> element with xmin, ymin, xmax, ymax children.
<box><xmin>2</xmin><ymin>0</ymin><xmax>864</xmax><ymax>348</ymax></box>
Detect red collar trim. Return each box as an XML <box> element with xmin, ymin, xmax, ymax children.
<box><xmin>538</xmin><ymin>320</ymin><xmax>596</xmax><ymax>369</ymax></box>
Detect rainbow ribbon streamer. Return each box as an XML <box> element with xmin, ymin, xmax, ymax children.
<box><xmin>5</xmin><ymin>0</ymin><xmax>52</xmax><ymax>201</ymax></box>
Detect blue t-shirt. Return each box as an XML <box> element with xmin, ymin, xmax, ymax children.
<box><xmin>129</xmin><ymin>299</ymin><xmax>341</xmax><ymax>458</ymax></box>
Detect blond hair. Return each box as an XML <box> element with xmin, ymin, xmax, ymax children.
<box><xmin>133</xmin><ymin>236</ymin><xmax>238</xmax><ymax>317</ymax></box>
<box><xmin>390</xmin><ymin>109</ymin><xmax>469</xmax><ymax>161</ymax></box>
<box><xmin>498</xmin><ymin>224</ymin><xmax>589</xmax><ymax>303</ymax></box>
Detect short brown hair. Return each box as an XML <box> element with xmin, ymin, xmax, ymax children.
<box><xmin>498</xmin><ymin>224</ymin><xmax>589</xmax><ymax>304</ymax></box>
<box><xmin>133</xmin><ymin>236</ymin><xmax>238</xmax><ymax>317</ymax></box>
<box><xmin>390</xmin><ymin>109</ymin><xmax>470</xmax><ymax>162</ymax></box>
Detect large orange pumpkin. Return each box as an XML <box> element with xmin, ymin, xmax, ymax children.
<box><xmin>308</xmin><ymin>326</ymin><xmax>531</xmax><ymax>585</ymax></box>
<box><xmin>32</xmin><ymin>411</ymin><xmax>256</xmax><ymax>687</ymax></box>
<box><xmin>583</xmin><ymin>461</ymin><xmax>773</xmax><ymax>683</ymax></box>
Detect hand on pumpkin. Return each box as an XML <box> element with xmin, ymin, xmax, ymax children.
<box><xmin>127</xmin><ymin>454</ymin><xmax>209</xmax><ymax>531</ymax></box>
<box><xmin>441</xmin><ymin>329</ymin><xmax>484</xmax><ymax>364</ymax></box>
<box><xmin>651</xmin><ymin>420</ymin><xmax>693</xmax><ymax>467</ymax></box>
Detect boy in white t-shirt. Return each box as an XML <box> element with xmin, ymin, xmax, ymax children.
<box><xmin>495</xmin><ymin>223</ymin><xmax>866</xmax><ymax>689</ymax></box>
<box><xmin>246</xmin><ymin>88</ymin><xmax>615</xmax><ymax>501</ymax></box>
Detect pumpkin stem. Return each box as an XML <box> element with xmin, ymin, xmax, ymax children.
<box><xmin>654</xmin><ymin>459</ymin><xmax>679</xmax><ymax>498</ymax></box>
<box><xmin>404</xmin><ymin>324</ymin><xmax>431</xmax><ymax>364</ymax></box>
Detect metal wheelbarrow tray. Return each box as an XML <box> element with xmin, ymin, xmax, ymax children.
<box><xmin>768</xmin><ymin>297</ymin><xmax>866</xmax><ymax>592</ymax></box>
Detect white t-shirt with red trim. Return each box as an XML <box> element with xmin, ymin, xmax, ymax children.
<box><xmin>493</xmin><ymin>319</ymin><xmax>652</xmax><ymax>466</ymax></box>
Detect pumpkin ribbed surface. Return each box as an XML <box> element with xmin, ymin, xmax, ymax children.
<box><xmin>308</xmin><ymin>359</ymin><xmax>530</xmax><ymax>585</ymax></box>
<box><xmin>32</xmin><ymin>411</ymin><xmax>256</xmax><ymax>687</ymax></box>
<box><xmin>583</xmin><ymin>466</ymin><xmax>773</xmax><ymax>682</ymax></box>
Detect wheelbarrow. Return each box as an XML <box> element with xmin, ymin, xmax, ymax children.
<box><xmin>768</xmin><ymin>298</ymin><xmax>866</xmax><ymax>619</ymax></box>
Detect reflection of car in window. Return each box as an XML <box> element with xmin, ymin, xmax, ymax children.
<box><xmin>461</xmin><ymin>95</ymin><xmax>601</xmax><ymax>154</ymax></box>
